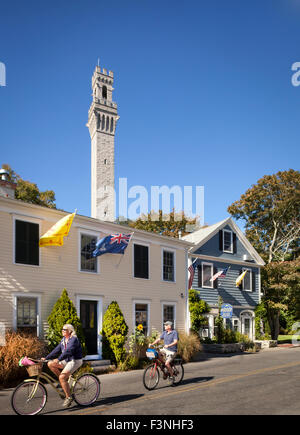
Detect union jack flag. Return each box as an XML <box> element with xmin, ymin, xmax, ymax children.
<box><xmin>93</xmin><ymin>233</ymin><xmax>133</xmax><ymax>257</ymax></box>
<box><xmin>110</xmin><ymin>234</ymin><xmax>132</xmax><ymax>245</ymax></box>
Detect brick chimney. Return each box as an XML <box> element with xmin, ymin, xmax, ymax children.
<box><xmin>0</xmin><ymin>168</ymin><xmax>17</xmax><ymax>199</ymax></box>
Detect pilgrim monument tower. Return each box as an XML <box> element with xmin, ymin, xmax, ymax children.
<box><xmin>87</xmin><ymin>65</ymin><xmax>119</xmax><ymax>221</ymax></box>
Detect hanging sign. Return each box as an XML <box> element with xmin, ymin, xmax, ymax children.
<box><xmin>220</xmin><ymin>304</ymin><xmax>233</xmax><ymax>319</ymax></box>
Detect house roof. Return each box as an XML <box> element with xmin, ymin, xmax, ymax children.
<box><xmin>182</xmin><ymin>216</ymin><xmax>265</xmax><ymax>266</ymax></box>
<box><xmin>0</xmin><ymin>195</ymin><xmax>193</xmax><ymax>248</ymax></box>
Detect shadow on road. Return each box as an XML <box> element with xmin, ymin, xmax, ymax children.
<box><xmin>178</xmin><ymin>376</ymin><xmax>214</xmax><ymax>387</ymax></box>
<box><xmin>42</xmin><ymin>393</ymin><xmax>145</xmax><ymax>415</ymax></box>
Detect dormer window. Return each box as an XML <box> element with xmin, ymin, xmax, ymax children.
<box><xmin>223</xmin><ymin>229</ymin><xmax>233</xmax><ymax>253</ymax></box>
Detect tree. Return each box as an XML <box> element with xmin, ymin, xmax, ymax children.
<box><xmin>188</xmin><ymin>289</ymin><xmax>210</xmax><ymax>334</ymax></box>
<box><xmin>127</xmin><ymin>209</ymin><xmax>199</xmax><ymax>238</ymax></box>
<box><xmin>227</xmin><ymin>170</ymin><xmax>300</xmax><ymax>264</ymax></box>
<box><xmin>228</xmin><ymin>170</ymin><xmax>300</xmax><ymax>340</ymax></box>
<box><xmin>261</xmin><ymin>259</ymin><xmax>300</xmax><ymax>339</ymax></box>
<box><xmin>100</xmin><ymin>301</ymin><xmax>128</xmax><ymax>365</ymax></box>
<box><xmin>46</xmin><ymin>288</ymin><xmax>86</xmax><ymax>355</ymax></box>
<box><xmin>2</xmin><ymin>163</ymin><xmax>56</xmax><ymax>208</ymax></box>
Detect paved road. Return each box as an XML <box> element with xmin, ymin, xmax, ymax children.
<box><xmin>2</xmin><ymin>346</ymin><xmax>300</xmax><ymax>415</ymax></box>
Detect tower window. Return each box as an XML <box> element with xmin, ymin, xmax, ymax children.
<box><xmin>102</xmin><ymin>86</ymin><xmax>107</xmax><ymax>99</ymax></box>
<box><xmin>104</xmin><ymin>159</ymin><xmax>107</xmax><ymax>165</ymax></box>
<box><xmin>110</xmin><ymin>117</ymin><xmax>114</xmax><ymax>133</ymax></box>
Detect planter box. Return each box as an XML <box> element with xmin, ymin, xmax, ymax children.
<box><xmin>254</xmin><ymin>340</ymin><xmax>277</xmax><ymax>349</ymax></box>
<box><xmin>202</xmin><ymin>343</ymin><xmax>243</xmax><ymax>353</ymax></box>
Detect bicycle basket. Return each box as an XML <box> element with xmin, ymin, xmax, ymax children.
<box><xmin>146</xmin><ymin>348</ymin><xmax>158</xmax><ymax>359</ymax></box>
<box><xmin>26</xmin><ymin>363</ymin><xmax>43</xmax><ymax>376</ymax></box>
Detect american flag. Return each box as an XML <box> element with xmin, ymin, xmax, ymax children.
<box><xmin>188</xmin><ymin>258</ymin><xmax>200</xmax><ymax>289</ymax></box>
<box><xmin>210</xmin><ymin>266</ymin><xmax>230</xmax><ymax>282</ymax></box>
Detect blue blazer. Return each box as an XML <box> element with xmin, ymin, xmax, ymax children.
<box><xmin>46</xmin><ymin>336</ymin><xmax>83</xmax><ymax>362</ymax></box>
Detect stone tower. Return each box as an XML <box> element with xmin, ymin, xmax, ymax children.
<box><xmin>87</xmin><ymin>65</ymin><xmax>119</xmax><ymax>221</ymax></box>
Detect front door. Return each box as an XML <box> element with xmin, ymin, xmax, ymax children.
<box><xmin>80</xmin><ymin>300</ymin><xmax>98</xmax><ymax>356</ymax></box>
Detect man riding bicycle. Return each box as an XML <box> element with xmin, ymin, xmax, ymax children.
<box><xmin>150</xmin><ymin>321</ymin><xmax>178</xmax><ymax>381</ymax></box>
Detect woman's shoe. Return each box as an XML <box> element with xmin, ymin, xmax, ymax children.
<box><xmin>62</xmin><ymin>396</ymin><xmax>73</xmax><ymax>408</ymax></box>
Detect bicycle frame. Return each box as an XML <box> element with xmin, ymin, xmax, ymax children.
<box><xmin>24</xmin><ymin>371</ymin><xmax>66</xmax><ymax>399</ymax></box>
<box><xmin>23</xmin><ymin>360</ymin><xmax>77</xmax><ymax>400</ymax></box>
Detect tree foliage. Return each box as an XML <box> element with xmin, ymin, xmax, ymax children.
<box><xmin>2</xmin><ymin>163</ymin><xmax>56</xmax><ymax>208</ymax></box>
<box><xmin>46</xmin><ymin>288</ymin><xmax>86</xmax><ymax>355</ymax></box>
<box><xmin>227</xmin><ymin>169</ymin><xmax>300</xmax><ymax>263</ymax></box>
<box><xmin>188</xmin><ymin>289</ymin><xmax>210</xmax><ymax>333</ymax></box>
<box><xmin>101</xmin><ymin>301</ymin><xmax>128</xmax><ymax>365</ymax></box>
<box><xmin>125</xmin><ymin>209</ymin><xmax>199</xmax><ymax>238</ymax></box>
<box><xmin>261</xmin><ymin>258</ymin><xmax>300</xmax><ymax>339</ymax></box>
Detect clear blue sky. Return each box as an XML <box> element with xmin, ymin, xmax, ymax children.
<box><xmin>1</xmin><ymin>0</ymin><xmax>299</xmax><ymax>227</ymax></box>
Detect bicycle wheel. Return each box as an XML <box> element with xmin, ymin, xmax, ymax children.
<box><xmin>73</xmin><ymin>373</ymin><xmax>101</xmax><ymax>406</ymax></box>
<box><xmin>11</xmin><ymin>380</ymin><xmax>47</xmax><ymax>415</ymax></box>
<box><xmin>172</xmin><ymin>361</ymin><xmax>184</xmax><ymax>385</ymax></box>
<box><xmin>143</xmin><ymin>364</ymin><xmax>160</xmax><ymax>390</ymax></box>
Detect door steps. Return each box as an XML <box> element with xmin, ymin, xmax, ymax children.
<box><xmin>85</xmin><ymin>359</ymin><xmax>114</xmax><ymax>374</ymax></box>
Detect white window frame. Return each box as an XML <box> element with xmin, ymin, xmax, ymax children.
<box><xmin>223</xmin><ymin>229</ymin><xmax>233</xmax><ymax>253</ymax></box>
<box><xmin>202</xmin><ymin>262</ymin><xmax>214</xmax><ymax>289</ymax></box>
<box><xmin>78</xmin><ymin>230</ymin><xmax>100</xmax><ymax>274</ymax></box>
<box><xmin>161</xmin><ymin>247</ymin><xmax>176</xmax><ymax>283</ymax></box>
<box><xmin>161</xmin><ymin>302</ymin><xmax>176</xmax><ymax>330</ymax></box>
<box><xmin>133</xmin><ymin>299</ymin><xmax>150</xmax><ymax>336</ymax></box>
<box><xmin>132</xmin><ymin>242</ymin><xmax>150</xmax><ymax>280</ymax></box>
<box><xmin>242</xmin><ymin>268</ymin><xmax>252</xmax><ymax>292</ymax></box>
<box><xmin>232</xmin><ymin>317</ymin><xmax>240</xmax><ymax>333</ymax></box>
<box><xmin>12</xmin><ymin>292</ymin><xmax>42</xmax><ymax>337</ymax></box>
<box><xmin>13</xmin><ymin>215</ymin><xmax>41</xmax><ymax>267</ymax></box>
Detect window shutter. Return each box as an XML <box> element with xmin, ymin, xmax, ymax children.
<box><xmin>233</xmin><ymin>232</ymin><xmax>237</xmax><ymax>254</ymax></box>
<box><xmin>252</xmin><ymin>270</ymin><xmax>255</xmax><ymax>292</ymax></box>
<box><xmin>219</xmin><ymin>230</ymin><xmax>223</xmax><ymax>251</ymax></box>
<box><xmin>197</xmin><ymin>265</ymin><xmax>202</xmax><ymax>288</ymax></box>
<box><xmin>213</xmin><ymin>266</ymin><xmax>218</xmax><ymax>289</ymax></box>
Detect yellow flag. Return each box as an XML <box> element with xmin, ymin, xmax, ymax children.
<box><xmin>39</xmin><ymin>212</ymin><xmax>76</xmax><ymax>247</ymax></box>
<box><xmin>236</xmin><ymin>270</ymin><xmax>247</xmax><ymax>287</ymax></box>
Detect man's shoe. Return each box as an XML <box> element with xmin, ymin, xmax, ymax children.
<box><xmin>62</xmin><ymin>397</ymin><xmax>73</xmax><ymax>408</ymax></box>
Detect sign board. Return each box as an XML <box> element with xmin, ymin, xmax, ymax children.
<box><xmin>220</xmin><ymin>304</ymin><xmax>233</xmax><ymax>319</ymax></box>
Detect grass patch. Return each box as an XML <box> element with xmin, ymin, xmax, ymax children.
<box><xmin>277</xmin><ymin>335</ymin><xmax>295</xmax><ymax>344</ymax></box>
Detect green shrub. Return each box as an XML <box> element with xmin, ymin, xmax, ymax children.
<box><xmin>188</xmin><ymin>289</ymin><xmax>210</xmax><ymax>333</ymax></box>
<box><xmin>127</xmin><ymin>325</ymin><xmax>148</xmax><ymax>359</ymax></box>
<box><xmin>101</xmin><ymin>301</ymin><xmax>128</xmax><ymax>365</ymax></box>
<box><xmin>46</xmin><ymin>288</ymin><xmax>86</xmax><ymax>356</ymax></box>
<box><xmin>118</xmin><ymin>355</ymin><xmax>140</xmax><ymax>371</ymax></box>
<box><xmin>177</xmin><ymin>331</ymin><xmax>202</xmax><ymax>362</ymax></box>
<box><xmin>0</xmin><ymin>330</ymin><xmax>46</xmax><ymax>387</ymax></box>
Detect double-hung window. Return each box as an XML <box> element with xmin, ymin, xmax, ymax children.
<box><xmin>223</xmin><ymin>229</ymin><xmax>233</xmax><ymax>253</ymax></box>
<box><xmin>135</xmin><ymin>303</ymin><xmax>149</xmax><ymax>335</ymax></box>
<box><xmin>163</xmin><ymin>303</ymin><xmax>176</xmax><ymax>328</ymax></box>
<box><xmin>242</xmin><ymin>268</ymin><xmax>252</xmax><ymax>292</ymax></box>
<box><xmin>80</xmin><ymin>233</ymin><xmax>98</xmax><ymax>273</ymax></box>
<box><xmin>15</xmin><ymin>219</ymin><xmax>39</xmax><ymax>266</ymax></box>
<box><xmin>202</xmin><ymin>263</ymin><xmax>213</xmax><ymax>288</ymax></box>
<box><xmin>162</xmin><ymin>250</ymin><xmax>175</xmax><ymax>282</ymax></box>
<box><xmin>134</xmin><ymin>244</ymin><xmax>149</xmax><ymax>279</ymax></box>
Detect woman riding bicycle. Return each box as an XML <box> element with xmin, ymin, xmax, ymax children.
<box><xmin>41</xmin><ymin>324</ymin><xmax>83</xmax><ymax>408</ymax></box>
